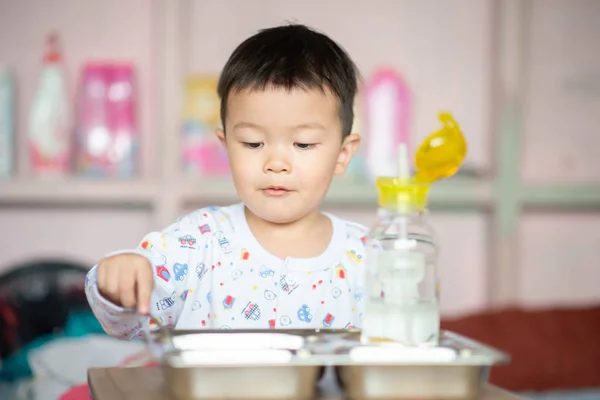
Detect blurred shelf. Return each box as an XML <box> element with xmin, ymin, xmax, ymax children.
<box><xmin>180</xmin><ymin>176</ymin><xmax>494</xmax><ymax>209</ymax></box>
<box><xmin>5</xmin><ymin>177</ymin><xmax>599</xmax><ymax>211</ymax></box>
<box><xmin>0</xmin><ymin>178</ymin><xmax>158</xmax><ymax>207</ymax></box>
<box><xmin>178</xmin><ymin>178</ymin><xmax>238</xmax><ymax>205</ymax></box>
<box><xmin>521</xmin><ymin>184</ymin><xmax>600</xmax><ymax>209</ymax></box>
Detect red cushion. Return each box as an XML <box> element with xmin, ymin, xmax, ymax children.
<box><xmin>441</xmin><ymin>305</ymin><xmax>600</xmax><ymax>392</ymax></box>
<box><xmin>59</xmin><ymin>383</ymin><xmax>91</xmax><ymax>400</ymax></box>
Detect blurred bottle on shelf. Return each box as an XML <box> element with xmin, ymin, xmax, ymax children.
<box><xmin>181</xmin><ymin>75</ymin><xmax>229</xmax><ymax>176</ymax></box>
<box><xmin>364</xmin><ymin>68</ymin><xmax>412</xmax><ymax>183</ymax></box>
<box><xmin>0</xmin><ymin>67</ymin><xmax>14</xmax><ymax>178</ymax></box>
<box><xmin>75</xmin><ymin>62</ymin><xmax>138</xmax><ymax>178</ymax></box>
<box><xmin>28</xmin><ymin>33</ymin><xmax>72</xmax><ymax>176</ymax></box>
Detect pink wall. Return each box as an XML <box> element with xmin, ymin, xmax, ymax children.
<box><xmin>522</xmin><ymin>0</ymin><xmax>600</xmax><ymax>182</ymax></box>
<box><xmin>518</xmin><ymin>212</ymin><xmax>600</xmax><ymax>307</ymax></box>
<box><xmin>1</xmin><ymin>0</ymin><xmax>599</xmax><ymax>317</ymax></box>
<box><xmin>0</xmin><ymin>208</ymin><xmax>152</xmax><ymax>271</ymax></box>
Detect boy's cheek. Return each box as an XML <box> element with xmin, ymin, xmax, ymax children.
<box><xmin>229</xmin><ymin>158</ymin><xmax>255</xmax><ymax>183</ymax></box>
<box><xmin>228</xmin><ymin>150</ymin><xmax>250</xmax><ymax>169</ymax></box>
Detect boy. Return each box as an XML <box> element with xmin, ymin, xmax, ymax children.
<box><xmin>85</xmin><ymin>24</ymin><xmax>368</xmax><ymax>339</ymax></box>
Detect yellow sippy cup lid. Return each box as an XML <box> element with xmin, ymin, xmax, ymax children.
<box><xmin>375</xmin><ymin>177</ymin><xmax>431</xmax><ymax>212</ymax></box>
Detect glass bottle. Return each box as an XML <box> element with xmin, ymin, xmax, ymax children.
<box><xmin>362</xmin><ymin>177</ymin><xmax>440</xmax><ymax>346</ymax></box>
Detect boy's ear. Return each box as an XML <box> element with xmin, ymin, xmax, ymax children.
<box><xmin>215</xmin><ymin>128</ymin><xmax>226</xmax><ymax>147</ymax></box>
<box><xmin>334</xmin><ymin>133</ymin><xmax>361</xmax><ymax>175</ymax></box>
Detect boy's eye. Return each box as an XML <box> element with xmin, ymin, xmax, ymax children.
<box><xmin>294</xmin><ymin>143</ymin><xmax>317</xmax><ymax>150</ymax></box>
<box><xmin>243</xmin><ymin>142</ymin><xmax>263</xmax><ymax>149</ymax></box>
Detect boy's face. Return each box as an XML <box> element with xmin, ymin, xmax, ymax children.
<box><xmin>216</xmin><ymin>87</ymin><xmax>360</xmax><ymax>224</ymax></box>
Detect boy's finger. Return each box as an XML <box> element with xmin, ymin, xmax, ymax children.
<box><xmin>136</xmin><ymin>263</ymin><xmax>153</xmax><ymax>315</ymax></box>
<box><xmin>105</xmin><ymin>263</ymin><xmax>121</xmax><ymax>301</ymax></box>
<box><xmin>119</xmin><ymin>269</ymin><xmax>137</xmax><ymax>309</ymax></box>
<box><xmin>96</xmin><ymin>263</ymin><xmax>106</xmax><ymax>292</ymax></box>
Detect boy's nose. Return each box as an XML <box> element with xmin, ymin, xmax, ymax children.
<box><xmin>264</xmin><ymin>154</ymin><xmax>291</xmax><ymax>173</ymax></box>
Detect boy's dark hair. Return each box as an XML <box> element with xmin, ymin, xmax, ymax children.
<box><xmin>217</xmin><ymin>24</ymin><xmax>359</xmax><ymax>137</ymax></box>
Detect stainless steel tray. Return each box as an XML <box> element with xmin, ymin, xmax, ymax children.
<box><xmin>144</xmin><ymin>329</ymin><xmax>509</xmax><ymax>400</ymax></box>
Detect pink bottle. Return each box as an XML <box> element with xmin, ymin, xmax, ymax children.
<box><xmin>75</xmin><ymin>63</ymin><xmax>110</xmax><ymax>177</ymax></box>
<box><xmin>364</xmin><ymin>68</ymin><xmax>412</xmax><ymax>181</ymax></box>
<box><xmin>106</xmin><ymin>64</ymin><xmax>137</xmax><ymax>178</ymax></box>
<box><xmin>75</xmin><ymin>63</ymin><xmax>137</xmax><ymax>178</ymax></box>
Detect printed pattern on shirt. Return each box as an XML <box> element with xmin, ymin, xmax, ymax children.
<box><xmin>85</xmin><ymin>204</ymin><xmax>368</xmax><ymax>339</ymax></box>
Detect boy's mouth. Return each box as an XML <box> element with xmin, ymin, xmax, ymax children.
<box><xmin>262</xmin><ymin>186</ymin><xmax>291</xmax><ymax>197</ymax></box>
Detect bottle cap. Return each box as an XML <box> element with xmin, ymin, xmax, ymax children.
<box><xmin>43</xmin><ymin>33</ymin><xmax>62</xmax><ymax>64</ymax></box>
<box><xmin>375</xmin><ymin>176</ymin><xmax>430</xmax><ymax>212</ymax></box>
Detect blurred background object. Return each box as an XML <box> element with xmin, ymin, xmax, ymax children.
<box><xmin>0</xmin><ymin>0</ymin><xmax>599</xmax><ymax>399</ymax></box>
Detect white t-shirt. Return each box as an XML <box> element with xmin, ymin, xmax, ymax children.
<box><xmin>85</xmin><ymin>203</ymin><xmax>369</xmax><ymax>340</ymax></box>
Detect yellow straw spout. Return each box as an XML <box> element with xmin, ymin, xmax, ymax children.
<box><xmin>413</xmin><ymin>112</ymin><xmax>467</xmax><ymax>183</ymax></box>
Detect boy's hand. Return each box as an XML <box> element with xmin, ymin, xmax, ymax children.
<box><xmin>97</xmin><ymin>253</ymin><xmax>154</xmax><ymax>315</ymax></box>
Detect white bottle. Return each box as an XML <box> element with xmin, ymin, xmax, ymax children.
<box><xmin>362</xmin><ymin>176</ymin><xmax>440</xmax><ymax>347</ymax></box>
<box><xmin>28</xmin><ymin>34</ymin><xmax>72</xmax><ymax>175</ymax></box>
<box><xmin>0</xmin><ymin>67</ymin><xmax>13</xmax><ymax>178</ymax></box>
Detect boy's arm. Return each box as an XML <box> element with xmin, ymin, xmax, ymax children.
<box><xmin>85</xmin><ymin>216</ymin><xmax>200</xmax><ymax>340</ymax></box>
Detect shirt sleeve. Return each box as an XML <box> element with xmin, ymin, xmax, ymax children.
<box><xmin>85</xmin><ymin>213</ymin><xmax>207</xmax><ymax>340</ymax></box>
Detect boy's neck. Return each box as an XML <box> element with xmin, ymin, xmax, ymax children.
<box><xmin>244</xmin><ymin>206</ymin><xmax>333</xmax><ymax>259</ymax></box>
